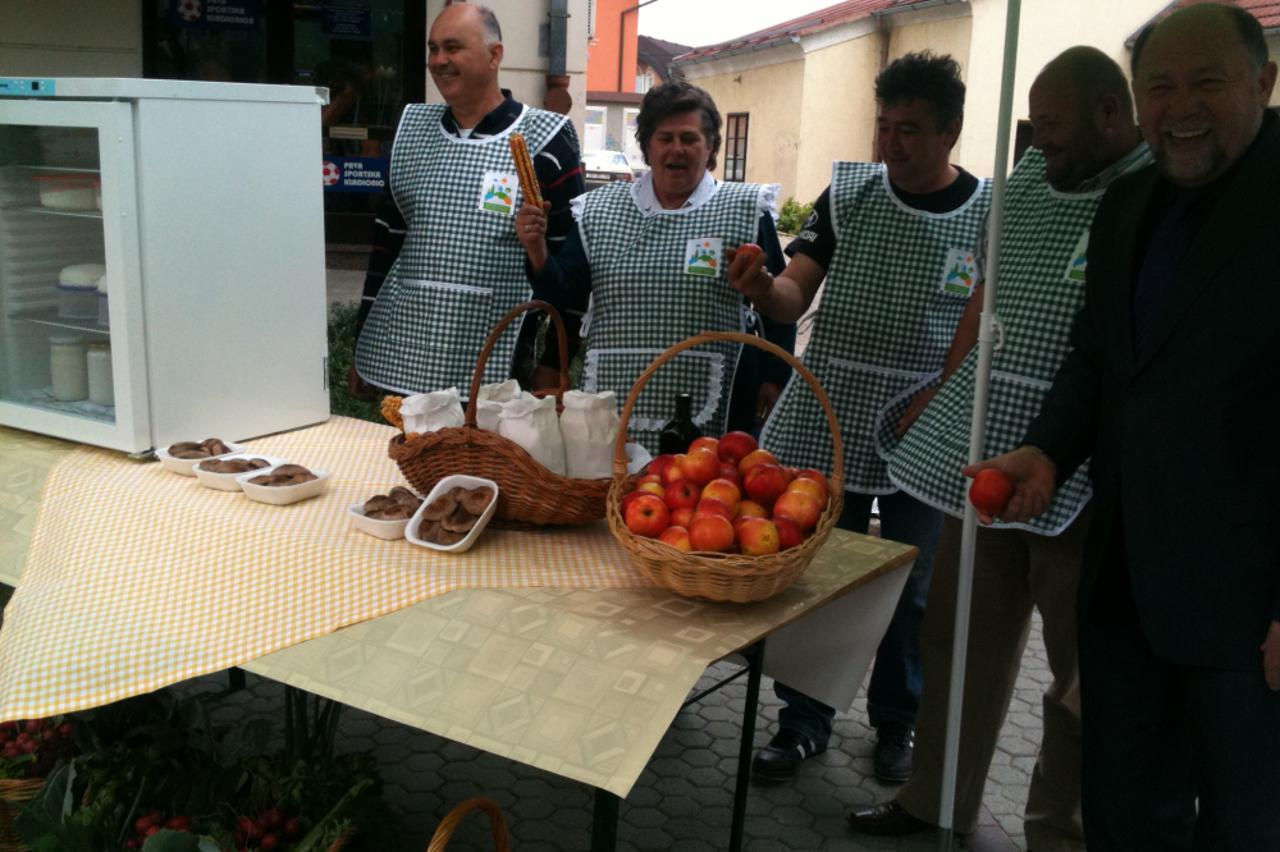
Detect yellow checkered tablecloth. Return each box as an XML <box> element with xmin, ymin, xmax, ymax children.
<box><xmin>0</xmin><ymin>417</ymin><xmax>650</xmax><ymax>722</ymax></box>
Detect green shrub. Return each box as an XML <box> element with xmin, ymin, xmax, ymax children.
<box><xmin>777</xmin><ymin>197</ymin><xmax>814</xmax><ymax>237</ymax></box>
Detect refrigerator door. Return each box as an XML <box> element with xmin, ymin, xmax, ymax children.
<box><xmin>0</xmin><ymin>99</ymin><xmax>150</xmax><ymax>452</ymax></box>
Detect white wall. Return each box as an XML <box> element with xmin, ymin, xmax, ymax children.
<box><xmin>0</xmin><ymin>0</ymin><xmax>142</xmax><ymax>77</ymax></box>
<box><xmin>960</xmin><ymin>0</ymin><xmax>1166</xmax><ymax>177</ymax></box>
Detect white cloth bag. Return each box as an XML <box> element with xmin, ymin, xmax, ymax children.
<box><xmin>559</xmin><ymin>390</ymin><xmax>619</xmax><ymax>479</ymax></box>
<box><xmin>498</xmin><ymin>394</ymin><xmax>567</xmax><ymax>475</ymax></box>
<box><xmin>476</xmin><ymin>379</ymin><xmax>523</xmax><ymax>432</ymax></box>
<box><xmin>400</xmin><ymin>388</ymin><xmax>465</xmax><ymax>434</ymax></box>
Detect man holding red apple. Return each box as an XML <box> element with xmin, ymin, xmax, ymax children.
<box><xmin>854</xmin><ymin>48</ymin><xmax>1149</xmax><ymax>849</ymax></box>
<box><xmin>967</xmin><ymin>7</ymin><xmax>1280</xmax><ymax>849</ymax></box>
<box><xmin>729</xmin><ymin>53</ymin><xmax>990</xmax><ymax>786</ymax></box>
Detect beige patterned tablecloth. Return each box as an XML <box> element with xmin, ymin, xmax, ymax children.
<box><xmin>0</xmin><ymin>428</ymin><xmax>75</xmax><ymax>588</ymax></box>
<box><xmin>0</xmin><ymin>423</ymin><xmax>916</xmax><ymax>797</ymax></box>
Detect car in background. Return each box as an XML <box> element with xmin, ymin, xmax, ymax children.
<box><xmin>582</xmin><ymin>150</ymin><xmax>636</xmax><ymax>188</ymax></box>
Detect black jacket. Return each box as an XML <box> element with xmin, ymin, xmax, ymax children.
<box><xmin>1025</xmin><ymin>111</ymin><xmax>1280</xmax><ymax>670</ymax></box>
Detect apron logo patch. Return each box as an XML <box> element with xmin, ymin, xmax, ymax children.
<box><xmin>1064</xmin><ymin>230</ymin><xmax>1090</xmax><ymax>282</ymax></box>
<box><xmin>685</xmin><ymin>238</ymin><xmax>723</xmax><ymax>277</ymax></box>
<box><xmin>941</xmin><ymin>247</ymin><xmax>978</xmax><ymax>297</ymax></box>
<box><xmin>479</xmin><ymin>171</ymin><xmax>518</xmax><ymax>215</ymax></box>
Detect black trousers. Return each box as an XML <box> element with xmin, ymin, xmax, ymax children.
<box><xmin>1079</xmin><ymin>528</ymin><xmax>1280</xmax><ymax>851</ymax></box>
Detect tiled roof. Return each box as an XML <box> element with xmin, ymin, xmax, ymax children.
<box><xmin>637</xmin><ymin>35</ymin><xmax>694</xmax><ymax>80</ymax></box>
<box><xmin>673</xmin><ymin>0</ymin><xmax>941</xmax><ymax>64</ymax></box>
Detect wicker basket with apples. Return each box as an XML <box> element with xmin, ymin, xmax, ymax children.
<box><xmin>607</xmin><ymin>332</ymin><xmax>844</xmax><ymax>602</ymax></box>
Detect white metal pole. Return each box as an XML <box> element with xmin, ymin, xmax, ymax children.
<box><xmin>937</xmin><ymin>0</ymin><xmax>1021</xmax><ymax>850</ymax></box>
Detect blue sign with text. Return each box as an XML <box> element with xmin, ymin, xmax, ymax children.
<box><xmin>322</xmin><ymin>157</ymin><xmax>389</xmax><ymax>193</ymax></box>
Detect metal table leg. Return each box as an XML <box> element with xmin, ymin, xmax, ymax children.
<box><xmin>729</xmin><ymin>639</ymin><xmax>765</xmax><ymax>852</ymax></box>
<box><xmin>591</xmin><ymin>788</ymin><xmax>619</xmax><ymax>852</ymax></box>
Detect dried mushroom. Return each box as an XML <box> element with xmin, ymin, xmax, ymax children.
<box><xmin>199</xmin><ymin>457</ymin><xmax>270</xmax><ymax>474</ymax></box>
<box><xmin>168</xmin><ymin>438</ymin><xmax>232</xmax><ymax>460</ymax></box>
<box><xmin>362</xmin><ymin>488</ymin><xmax>422</xmax><ymax>520</ymax></box>
<box><xmin>416</xmin><ymin>486</ymin><xmax>494</xmax><ymax>545</ymax></box>
<box><xmin>249</xmin><ymin>464</ymin><xmax>320</xmax><ymax>487</ymax></box>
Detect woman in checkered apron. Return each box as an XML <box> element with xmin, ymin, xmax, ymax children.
<box><xmin>516</xmin><ymin>82</ymin><xmax>793</xmax><ymax>452</ymax></box>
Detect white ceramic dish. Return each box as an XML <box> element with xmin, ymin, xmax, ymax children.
<box><xmin>237</xmin><ymin>465</ymin><xmax>331</xmax><ymax>506</ymax></box>
<box><xmin>348</xmin><ymin>504</ymin><xmax>413</xmax><ymax>540</ymax></box>
<box><xmin>155</xmin><ymin>441</ymin><xmax>246</xmax><ymax>476</ymax></box>
<box><xmin>404</xmin><ymin>475</ymin><xmax>499</xmax><ymax>554</ymax></box>
<box><xmin>193</xmin><ymin>453</ymin><xmax>284</xmax><ymax>491</ymax></box>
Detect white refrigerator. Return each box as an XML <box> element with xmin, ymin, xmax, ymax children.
<box><xmin>0</xmin><ymin>77</ymin><xmax>331</xmax><ymax>454</ymax></box>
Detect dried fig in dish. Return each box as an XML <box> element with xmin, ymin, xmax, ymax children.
<box><xmin>421</xmin><ymin>493</ymin><xmax>456</xmax><ymax>521</ymax></box>
<box><xmin>461</xmin><ymin>487</ymin><xmax>493</xmax><ymax>515</ymax></box>
<box><xmin>441</xmin><ymin>505</ymin><xmax>477</xmax><ymax>534</ymax></box>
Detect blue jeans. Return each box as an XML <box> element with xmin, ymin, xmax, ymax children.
<box><xmin>775</xmin><ymin>490</ymin><xmax>943</xmax><ymax>746</ymax></box>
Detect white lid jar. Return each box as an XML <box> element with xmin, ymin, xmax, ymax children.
<box><xmin>50</xmin><ymin>336</ymin><xmax>88</xmax><ymax>402</ymax></box>
<box><xmin>87</xmin><ymin>342</ymin><xmax>114</xmax><ymax>406</ymax></box>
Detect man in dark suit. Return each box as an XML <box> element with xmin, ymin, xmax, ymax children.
<box><xmin>966</xmin><ymin>4</ymin><xmax>1280</xmax><ymax>849</ymax></box>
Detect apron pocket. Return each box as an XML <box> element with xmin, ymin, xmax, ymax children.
<box><xmin>585</xmin><ymin>347</ymin><xmax>729</xmax><ymax>440</ymax></box>
<box><xmin>813</xmin><ymin>357</ymin><xmax>928</xmax><ymax>488</ymax></box>
<box><xmin>388</xmin><ymin>278</ymin><xmax>494</xmax><ymax>391</ymax></box>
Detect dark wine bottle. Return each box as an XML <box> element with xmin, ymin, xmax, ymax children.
<box><xmin>658</xmin><ymin>393</ymin><xmax>702</xmax><ymax>455</ymax></box>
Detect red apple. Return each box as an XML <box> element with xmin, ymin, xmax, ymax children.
<box><xmin>662</xmin><ymin>455</ymin><xmax>688</xmax><ymax>485</ymax></box>
<box><xmin>647</xmin><ymin>454</ymin><xmax>677</xmax><ymax>481</ymax></box>
<box><xmin>718</xmin><ymin>430</ymin><xmax>759</xmax><ymax>465</ymax></box>
<box><xmin>734</xmin><ymin>499</ymin><xmax>769</xmax><ymax>520</ymax></box>
<box><xmin>795</xmin><ymin>468</ymin><xmax>831</xmax><ymax>490</ymax></box>
<box><xmin>637</xmin><ymin>474</ymin><xmax>663</xmax><ymax>487</ymax></box>
<box><xmin>773</xmin><ymin>490</ymin><xmax>821</xmax><ymax>531</ymax></box>
<box><xmin>671</xmin><ymin>507</ymin><xmax>695</xmax><ymax>528</ymax></box>
<box><xmin>701</xmin><ymin>478</ymin><xmax>742</xmax><ymax>511</ymax></box>
<box><xmin>785</xmin><ymin>477</ymin><xmax>829</xmax><ymax>509</ymax></box>
<box><xmin>682</xmin><ymin>447</ymin><xmax>721</xmax><ymax>486</ymax></box>
<box><xmin>689</xmin><ymin>436</ymin><xmax>720</xmax><ymax>455</ymax></box>
<box><xmin>659</xmin><ymin>525</ymin><xmax>692</xmax><ymax>552</ymax></box>
<box><xmin>774</xmin><ymin>516</ymin><xmax>804</xmax><ymax>550</ymax></box>
<box><xmin>717</xmin><ymin>462</ymin><xmax>742</xmax><ymax>487</ymax></box>
<box><xmin>738</xmin><ymin>448</ymin><xmax>779</xmax><ymax>476</ymax></box>
<box><xmin>638</xmin><ymin>481</ymin><xmax>666</xmax><ymax>498</ymax></box>
<box><xmin>694</xmin><ymin>499</ymin><xmax>733</xmax><ymax>520</ymax></box>
<box><xmin>620</xmin><ymin>490</ymin><xmax>645</xmax><ymax>516</ymax></box>
<box><xmin>689</xmin><ymin>515</ymin><xmax>736</xmax><ymax>552</ymax></box>
<box><xmin>625</xmin><ymin>493</ymin><xmax>670</xmax><ymax>538</ymax></box>
<box><xmin>969</xmin><ymin>468</ymin><xmax>1014</xmax><ymax>516</ymax></box>
<box><xmin>664</xmin><ymin>480</ymin><xmax>701</xmax><ymax>511</ymax></box>
<box><xmin>744</xmin><ymin>463</ymin><xmax>789</xmax><ymax>508</ymax></box>
<box><xmin>738</xmin><ymin>517</ymin><xmax>781</xmax><ymax>556</ymax></box>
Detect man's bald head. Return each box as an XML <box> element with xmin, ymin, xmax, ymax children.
<box><xmin>1029</xmin><ymin>46</ymin><xmax>1141</xmax><ymax>189</ymax></box>
<box><xmin>1132</xmin><ymin>3</ymin><xmax>1268</xmax><ymax>77</ymax></box>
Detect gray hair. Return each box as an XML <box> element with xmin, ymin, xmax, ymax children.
<box><xmin>466</xmin><ymin>3</ymin><xmax>503</xmax><ymax>46</ymax></box>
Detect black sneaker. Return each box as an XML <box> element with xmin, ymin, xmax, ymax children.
<box><xmin>873</xmin><ymin>724</ymin><xmax>914</xmax><ymax>784</ymax></box>
<box><xmin>751</xmin><ymin>730</ymin><xmax>825</xmax><ymax>783</ymax></box>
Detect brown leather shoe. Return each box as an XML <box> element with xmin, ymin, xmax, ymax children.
<box><xmin>846</xmin><ymin>801</ymin><xmax>933</xmax><ymax>836</ymax></box>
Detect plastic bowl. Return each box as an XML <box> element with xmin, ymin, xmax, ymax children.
<box><xmin>155</xmin><ymin>441</ymin><xmax>246</xmax><ymax>476</ymax></box>
<box><xmin>348</xmin><ymin>504</ymin><xmax>412</xmax><ymax>540</ymax></box>
<box><xmin>237</xmin><ymin>466</ymin><xmax>331</xmax><ymax>506</ymax></box>
<box><xmin>193</xmin><ymin>454</ymin><xmax>285</xmax><ymax>491</ymax></box>
<box><xmin>404</xmin><ymin>475</ymin><xmax>499</xmax><ymax>554</ymax></box>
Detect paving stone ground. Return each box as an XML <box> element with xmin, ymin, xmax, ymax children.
<box><xmin>178</xmin><ymin>611</ymin><xmax>1048</xmax><ymax>852</ymax></box>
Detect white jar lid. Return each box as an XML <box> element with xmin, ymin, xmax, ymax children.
<box><xmin>58</xmin><ymin>262</ymin><xmax>106</xmax><ymax>289</ymax></box>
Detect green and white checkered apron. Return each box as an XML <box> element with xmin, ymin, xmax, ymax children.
<box><xmin>761</xmin><ymin>162</ymin><xmax>990</xmax><ymax>494</ymax></box>
<box><xmin>883</xmin><ymin>147</ymin><xmax>1138</xmax><ymax>533</ymax></box>
<box><xmin>355</xmin><ymin>104</ymin><xmax>570</xmax><ymax>395</ymax></box>
<box><xmin>578</xmin><ymin>179</ymin><xmax>773</xmax><ymax>452</ymax></box>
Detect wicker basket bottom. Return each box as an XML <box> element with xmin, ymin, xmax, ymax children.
<box><xmin>0</xmin><ymin>778</ymin><xmax>43</xmax><ymax>852</ymax></box>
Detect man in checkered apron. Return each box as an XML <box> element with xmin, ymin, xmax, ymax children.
<box><xmin>353</xmin><ymin>4</ymin><xmax>582</xmax><ymax>396</ymax></box>
<box><xmin>515</xmin><ymin>81</ymin><xmax>795</xmax><ymax>451</ymax></box>
<box><xmin>846</xmin><ymin>49</ymin><xmax>1149</xmax><ymax>849</ymax></box>
<box><xmin>729</xmin><ymin>53</ymin><xmax>990</xmax><ymax>785</ymax></box>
